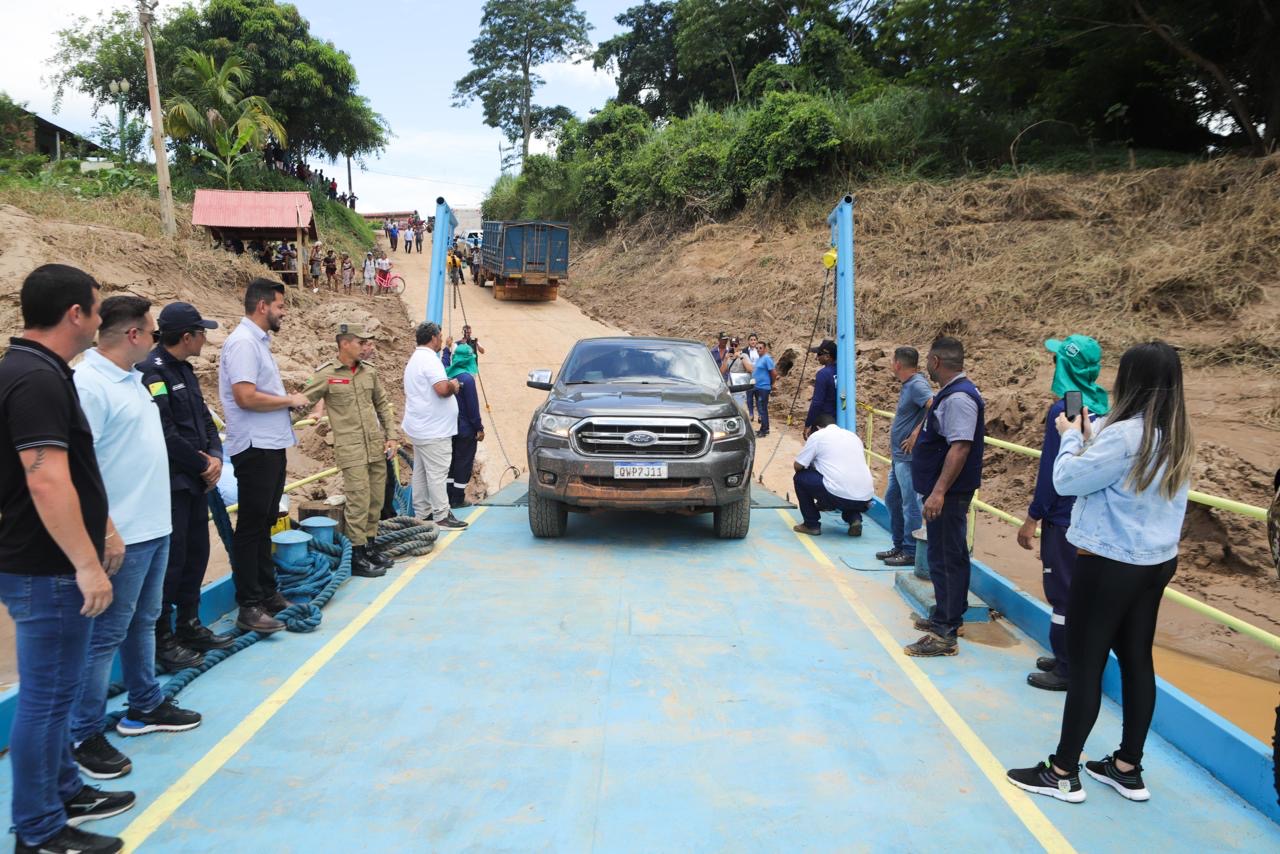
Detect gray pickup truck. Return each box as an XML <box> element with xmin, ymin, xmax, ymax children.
<box><xmin>525</xmin><ymin>337</ymin><xmax>756</xmax><ymax>538</ymax></box>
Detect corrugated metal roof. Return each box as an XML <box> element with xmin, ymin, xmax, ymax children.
<box><xmin>191</xmin><ymin>189</ymin><xmax>315</xmax><ymax>234</ymax></box>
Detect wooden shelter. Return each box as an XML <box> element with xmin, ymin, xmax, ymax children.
<box><xmin>191</xmin><ymin>190</ymin><xmax>317</xmax><ymax>285</ymax></box>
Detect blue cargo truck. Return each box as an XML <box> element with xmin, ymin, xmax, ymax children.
<box><xmin>480</xmin><ymin>220</ymin><xmax>569</xmax><ymax>302</ymax></box>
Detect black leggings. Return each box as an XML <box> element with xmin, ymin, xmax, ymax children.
<box><xmin>1053</xmin><ymin>553</ymin><xmax>1176</xmax><ymax>770</ymax></box>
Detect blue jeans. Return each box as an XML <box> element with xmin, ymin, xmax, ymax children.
<box><xmin>793</xmin><ymin>468</ymin><xmax>871</xmax><ymax>528</ymax></box>
<box><xmin>0</xmin><ymin>574</ymin><xmax>92</xmax><ymax>845</ymax></box>
<box><xmin>754</xmin><ymin>388</ymin><xmax>771</xmax><ymax>433</ymax></box>
<box><xmin>925</xmin><ymin>492</ymin><xmax>973</xmax><ymax>639</ymax></box>
<box><xmin>70</xmin><ymin>536</ymin><xmax>169</xmax><ymax>743</ymax></box>
<box><xmin>885</xmin><ymin>460</ymin><xmax>922</xmax><ymax>556</ymax></box>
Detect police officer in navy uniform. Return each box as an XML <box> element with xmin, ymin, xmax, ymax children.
<box><xmin>139</xmin><ymin>302</ymin><xmax>236</xmax><ymax>671</ymax></box>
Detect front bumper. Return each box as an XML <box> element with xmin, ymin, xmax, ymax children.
<box><xmin>528</xmin><ymin>439</ymin><xmax>753</xmax><ymax>511</ymax></box>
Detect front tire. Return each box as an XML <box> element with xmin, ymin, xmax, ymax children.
<box><xmin>528</xmin><ymin>487</ymin><xmax>568</xmax><ymax>538</ymax></box>
<box><xmin>713</xmin><ymin>485</ymin><xmax>751</xmax><ymax>539</ymax></box>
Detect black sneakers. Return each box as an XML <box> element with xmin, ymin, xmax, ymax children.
<box><xmin>1006</xmin><ymin>758</ymin><xmax>1086</xmax><ymax>803</ymax></box>
<box><xmin>903</xmin><ymin>633</ymin><xmax>958</xmax><ymax>657</ymax></box>
<box><xmin>911</xmin><ymin>615</ymin><xmax>965</xmax><ymax>637</ymax></box>
<box><xmin>16</xmin><ymin>826</ymin><xmax>123</xmax><ymax>854</ymax></box>
<box><xmin>72</xmin><ymin>733</ymin><xmax>131</xmax><ymax>780</ymax></box>
<box><xmin>64</xmin><ymin>784</ymin><xmax>136</xmax><ymax>826</ymax></box>
<box><xmin>1085</xmin><ymin>755</ymin><xmax>1151</xmax><ymax>801</ymax></box>
<box><xmin>115</xmin><ymin>698</ymin><xmax>202</xmax><ymax>737</ymax></box>
<box><xmin>883</xmin><ymin>552</ymin><xmax>915</xmax><ymax>567</ymax></box>
<box><xmin>437</xmin><ymin>514</ymin><xmax>468</xmax><ymax>530</ymax></box>
<box><xmin>875</xmin><ymin>547</ymin><xmax>901</xmax><ymax>560</ymax></box>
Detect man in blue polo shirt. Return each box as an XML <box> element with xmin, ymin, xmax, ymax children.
<box><xmin>71</xmin><ymin>296</ymin><xmax>203</xmax><ymax>783</ymax></box>
<box><xmin>804</xmin><ymin>339</ymin><xmax>837</xmax><ymax>437</ymax></box>
<box><xmin>906</xmin><ymin>336</ymin><xmax>985</xmax><ymax>658</ymax></box>
<box><xmin>877</xmin><ymin>346</ymin><xmax>933</xmax><ymax>567</ymax></box>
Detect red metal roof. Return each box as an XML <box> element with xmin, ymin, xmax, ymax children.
<box><xmin>191</xmin><ymin>189</ymin><xmax>316</xmax><ymax>238</ymax></box>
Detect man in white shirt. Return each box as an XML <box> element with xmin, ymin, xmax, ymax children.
<box><xmin>401</xmin><ymin>321</ymin><xmax>466</xmax><ymax>529</ymax></box>
<box><xmin>792</xmin><ymin>413</ymin><xmax>874</xmax><ymax>537</ymax></box>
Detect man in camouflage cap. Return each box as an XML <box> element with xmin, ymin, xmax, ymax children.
<box><xmin>302</xmin><ymin>323</ymin><xmax>399</xmax><ymax>577</ymax></box>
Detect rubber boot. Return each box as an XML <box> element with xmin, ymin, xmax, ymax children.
<box><xmin>351</xmin><ymin>545</ymin><xmax>386</xmax><ymax>578</ymax></box>
<box><xmin>156</xmin><ymin>615</ymin><xmax>204</xmax><ymax>673</ymax></box>
<box><xmin>175</xmin><ymin>605</ymin><xmax>236</xmax><ymax>651</ymax></box>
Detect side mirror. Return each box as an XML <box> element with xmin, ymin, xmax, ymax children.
<box><xmin>727</xmin><ymin>373</ymin><xmax>755</xmax><ymax>394</ymax></box>
<box><xmin>527</xmin><ymin>368</ymin><xmax>554</xmax><ymax>391</ymax></box>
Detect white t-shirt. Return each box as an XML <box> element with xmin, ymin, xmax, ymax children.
<box><xmin>363</xmin><ymin>258</ymin><xmax>375</xmax><ymax>278</ymax></box>
<box><xmin>401</xmin><ymin>347</ymin><xmax>458</xmax><ymax>441</ymax></box>
<box><xmin>794</xmin><ymin>424</ymin><xmax>873</xmax><ymax>501</ymax></box>
<box><xmin>375</xmin><ymin>257</ymin><xmax>391</xmax><ymax>272</ymax></box>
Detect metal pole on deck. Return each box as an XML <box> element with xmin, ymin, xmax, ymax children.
<box><xmin>426</xmin><ymin>196</ymin><xmax>459</xmax><ymax>325</ymax></box>
<box><xmin>826</xmin><ymin>195</ymin><xmax>856</xmax><ymax>430</ymax></box>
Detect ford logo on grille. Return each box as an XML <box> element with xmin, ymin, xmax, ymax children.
<box><xmin>624</xmin><ymin>431</ymin><xmax>659</xmax><ymax>447</ymax></box>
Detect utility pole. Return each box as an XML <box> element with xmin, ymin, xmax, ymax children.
<box><xmin>346</xmin><ymin>154</ymin><xmax>353</xmax><ymax>196</ymax></box>
<box><xmin>138</xmin><ymin>0</ymin><xmax>176</xmax><ymax>237</ymax></box>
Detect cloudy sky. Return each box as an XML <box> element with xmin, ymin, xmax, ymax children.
<box><xmin>2</xmin><ymin>0</ymin><xmax>634</xmax><ymax>210</ymax></box>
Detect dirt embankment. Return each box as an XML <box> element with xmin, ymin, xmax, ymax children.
<box><xmin>567</xmin><ymin>157</ymin><xmax>1280</xmax><ymax>681</ymax></box>
<box><xmin>0</xmin><ymin>201</ymin><xmax>416</xmax><ymax>499</ymax></box>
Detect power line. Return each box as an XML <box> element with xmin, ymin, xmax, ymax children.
<box><xmin>362</xmin><ymin>167</ymin><xmax>492</xmax><ymax>191</ymax></box>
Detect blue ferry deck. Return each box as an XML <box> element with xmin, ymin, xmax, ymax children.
<box><xmin>2</xmin><ymin>499</ymin><xmax>1277</xmax><ymax>852</ymax></box>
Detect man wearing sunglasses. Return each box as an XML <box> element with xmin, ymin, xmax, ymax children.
<box><xmin>70</xmin><ymin>296</ymin><xmax>203</xmax><ymax>784</ymax></box>
<box><xmin>139</xmin><ymin>303</ymin><xmax>235</xmax><ymax>673</ymax></box>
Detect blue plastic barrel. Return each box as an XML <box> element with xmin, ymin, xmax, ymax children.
<box><xmin>299</xmin><ymin>516</ymin><xmax>338</xmax><ymax>545</ymax></box>
<box><xmin>271</xmin><ymin>529</ymin><xmax>312</xmax><ymax>564</ymax></box>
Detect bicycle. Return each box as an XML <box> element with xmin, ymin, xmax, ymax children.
<box><xmin>374</xmin><ymin>269</ymin><xmax>405</xmax><ymax>296</ymax></box>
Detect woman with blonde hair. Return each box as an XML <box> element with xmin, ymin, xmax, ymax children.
<box><xmin>1007</xmin><ymin>340</ymin><xmax>1194</xmax><ymax>805</ymax></box>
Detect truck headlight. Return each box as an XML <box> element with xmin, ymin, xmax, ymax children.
<box><xmin>537</xmin><ymin>413</ymin><xmax>577</xmax><ymax>438</ymax></box>
<box><xmin>706</xmin><ymin>416</ymin><xmax>745</xmax><ymax>441</ymax></box>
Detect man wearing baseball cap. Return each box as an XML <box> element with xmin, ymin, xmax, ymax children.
<box><xmin>138</xmin><ymin>303</ymin><xmax>235</xmax><ymax>674</ymax></box>
<box><xmin>804</xmin><ymin>340</ymin><xmax>838</xmax><ymax>437</ymax></box>
<box><xmin>302</xmin><ymin>322</ymin><xmax>399</xmax><ymax>577</ymax></box>
<box><xmin>1017</xmin><ymin>334</ymin><xmax>1109</xmax><ymax>690</ymax></box>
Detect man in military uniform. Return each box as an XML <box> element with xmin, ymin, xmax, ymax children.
<box><xmin>303</xmin><ymin>323</ymin><xmax>399</xmax><ymax>577</ymax></box>
<box><xmin>139</xmin><ymin>302</ymin><xmax>236</xmax><ymax>671</ymax></box>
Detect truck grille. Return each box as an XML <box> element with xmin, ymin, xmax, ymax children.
<box><xmin>572</xmin><ymin>418</ymin><xmax>709</xmax><ymax>457</ymax></box>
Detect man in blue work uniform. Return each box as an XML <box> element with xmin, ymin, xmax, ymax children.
<box><xmin>906</xmin><ymin>336</ymin><xmax>984</xmax><ymax>658</ymax></box>
<box><xmin>804</xmin><ymin>339</ymin><xmax>838</xmax><ymax>438</ymax></box>
<box><xmin>139</xmin><ymin>303</ymin><xmax>236</xmax><ymax>672</ymax></box>
<box><xmin>1016</xmin><ymin>334</ymin><xmax>1109</xmax><ymax>691</ymax></box>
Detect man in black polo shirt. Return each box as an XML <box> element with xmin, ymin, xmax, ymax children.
<box><xmin>0</xmin><ymin>264</ymin><xmax>134</xmax><ymax>854</ymax></box>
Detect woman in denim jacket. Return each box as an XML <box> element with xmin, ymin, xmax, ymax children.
<box><xmin>1008</xmin><ymin>341</ymin><xmax>1194</xmax><ymax>805</ymax></box>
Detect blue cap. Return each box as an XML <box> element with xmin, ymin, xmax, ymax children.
<box><xmin>157</xmin><ymin>302</ymin><xmax>218</xmax><ymax>334</ymax></box>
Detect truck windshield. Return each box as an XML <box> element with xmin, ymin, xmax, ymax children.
<box><xmin>561</xmin><ymin>341</ymin><xmax>723</xmax><ymax>387</ymax></box>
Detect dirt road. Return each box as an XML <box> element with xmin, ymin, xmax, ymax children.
<box><xmin>392</xmin><ymin>243</ymin><xmax>808</xmax><ymax>500</ymax></box>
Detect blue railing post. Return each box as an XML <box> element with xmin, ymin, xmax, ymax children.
<box><xmin>826</xmin><ymin>194</ymin><xmax>856</xmax><ymax>430</ymax></box>
<box><xmin>426</xmin><ymin>196</ymin><xmax>458</xmax><ymax>325</ymax></box>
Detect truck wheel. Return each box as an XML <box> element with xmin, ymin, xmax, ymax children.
<box><xmin>528</xmin><ymin>488</ymin><xmax>568</xmax><ymax>538</ymax></box>
<box><xmin>713</xmin><ymin>486</ymin><xmax>751</xmax><ymax>539</ymax></box>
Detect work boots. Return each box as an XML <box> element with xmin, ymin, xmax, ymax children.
<box><xmin>155</xmin><ymin>615</ymin><xmax>204</xmax><ymax>674</ymax></box>
<box><xmin>174</xmin><ymin>606</ymin><xmax>236</xmax><ymax>652</ymax></box>
<box><xmin>351</xmin><ymin>545</ymin><xmax>387</xmax><ymax>578</ymax></box>
<box><xmin>365</xmin><ymin>545</ymin><xmax>394</xmax><ymax>570</ymax></box>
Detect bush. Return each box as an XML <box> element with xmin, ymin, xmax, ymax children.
<box><xmin>726</xmin><ymin>92</ymin><xmax>842</xmax><ymax>196</ymax></box>
<box><xmin>0</xmin><ymin>153</ymin><xmax>49</xmax><ymax>177</ymax></box>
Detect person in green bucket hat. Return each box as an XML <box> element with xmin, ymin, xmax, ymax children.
<box><xmin>444</xmin><ymin>344</ymin><xmax>484</xmax><ymax>507</ymax></box>
<box><xmin>1018</xmin><ymin>334</ymin><xmax>1110</xmax><ymax>692</ymax></box>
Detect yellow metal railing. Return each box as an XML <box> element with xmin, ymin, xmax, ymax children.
<box><xmin>859</xmin><ymin>404</ymin><xmax>1280</xmax><ymax>652</ymax></box>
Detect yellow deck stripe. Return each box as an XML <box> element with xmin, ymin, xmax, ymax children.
<box><xmin>121</xmin><ymin>509</ymin><xmax>486</xmax><ymax>851</ymax></box>
<box><xmin>776</xmin><ymin>509</ymin><xmax>1075</xmax><ymax>853</ymax></box>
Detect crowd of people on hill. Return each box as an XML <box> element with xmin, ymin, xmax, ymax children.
<box><xmin>0</xmin><ymin>265</ymin><xmax>491</xmax><ymax>853</ymax></box>
<box><xmin>260</xmin><ymin>143</ymin><xmax>358</xmax><ymax>210</ymax></box>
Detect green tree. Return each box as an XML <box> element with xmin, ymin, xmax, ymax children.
<box><xmin>593</xmin><ymin>2</ymin><xmax>685</xmax><ymax>119</ymax></box>
<box><xmin>163</xmin><ymin>50</ymin><xmax>287</xmax><ymax>152</ymax></box>
<box><xmin>673</xmin><ymin>0</ymin><xmax>788</xmax><ymax>106</ymax></box>
<box><xmin>453</xmin><ymin>0</ymin><xmax>593</xmax><ymax>164</ymax></box>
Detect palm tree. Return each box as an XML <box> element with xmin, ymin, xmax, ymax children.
<box><xmin>163</xmin><ymin>49</ymin><xmax>287</xmax><ymax>185</ymax></box>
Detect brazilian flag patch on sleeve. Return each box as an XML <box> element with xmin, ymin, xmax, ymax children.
<box><xmin>148</xmin><ymin>381</ymin><xmax>167</xmax><ymax>397</ymax></box>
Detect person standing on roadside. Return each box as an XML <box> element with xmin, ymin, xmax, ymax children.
<box><xmin>302</xmin><ymin>323</ymin><xmax>400</xmax><ymax>578</ymax></box>
<box><xmin>363</xmin><ymin>252</ymin><xmax>376</xmax><ymax>296</ymax></box>
<box><xmin>877</xmin><ymin>346</ymin><xmax>933</xmax><ymax>568</ymax></box>
<box><xmin>751</xmin><ymin>340</ymin><xmax>777</xmax><ymax>437</ymax></box>
<box><xmin>139</xmin><ymin>303</ymin><xmax>235</xmax><ymax>672</ymax></box>
<box><xmin>0</xmin><ymin>265</ymin><xmax>135</xmax><ymax>854</ymax></box>
<box><xmin>804</xmin><ymin>340</ymin><xmax>838</xmax><ymax>438</ymax></box>
<box><xmin>389</xmin><ymin>221</ymin><xmax>399</xmax><ymax>252</ymax></box>
<box><xmin>445</xmin><ymin>344</ymin><xmax>484</xmax><ymax>508</ymax></box>
<box><xmin>744</xmin><ymin>333</ymin><xmax>761</xmax><ymax>422</ymax></box>
<box><xmin>905</xmin><ymin>337</ymin><xmax>985</xmax><ymax>658</ymax></box>
<box><xmin>219</xmin><ymin>279</ymin><xmax>309</xmax><ymax>635</ymax></box>
<box><xmin>70</xmin><ymin>296</ymin><xmax>203</xmax><ymax>781</ymax></box>
<box><xmin>402</xmin><ymin>322</ymin><xmax>467</xmax><ymax>530</ymax></box>
<box><xmin>1016</xmin><ymin>335</ymin><xmax>1109</xmax><ymax>692</ymax></box>
<box><xmin>1008</xmin><ymin>341</ymin><xmax>1193</xmax><ymax>805</ymax></box>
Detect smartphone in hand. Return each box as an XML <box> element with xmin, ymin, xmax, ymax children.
<box><xmin>1064</xmin><ymin>390</ymin><xmax>1083</xmax><ymax>421</ymax></box>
